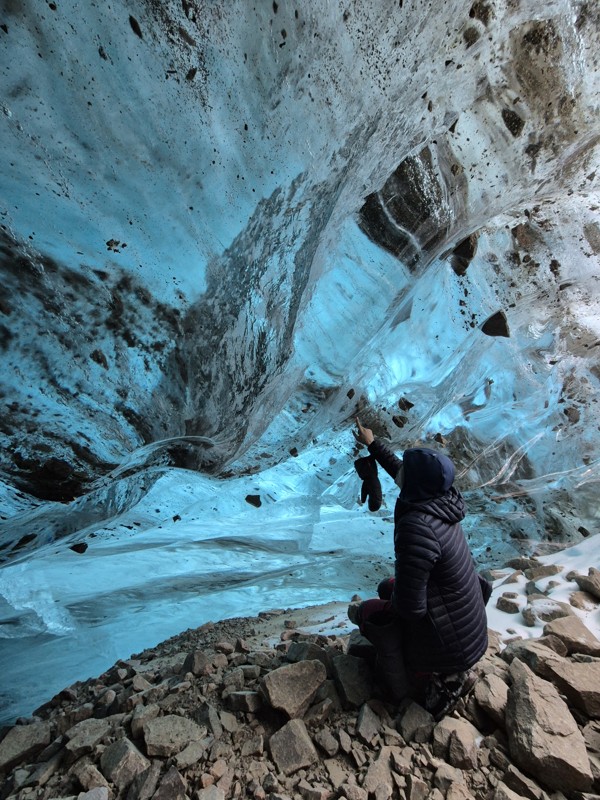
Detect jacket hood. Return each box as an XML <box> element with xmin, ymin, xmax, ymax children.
<box><xmin>400</xmin><ymin>447</ymin><xmax>456</xmax><ymax>502</ymax></box>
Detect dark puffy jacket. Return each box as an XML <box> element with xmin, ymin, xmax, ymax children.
<box><xmin>368</xmin><ymin>439</ymin><xmax>488</xmax><ymax>674</ymax></box>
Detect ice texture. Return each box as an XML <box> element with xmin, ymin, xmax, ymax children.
<box><xmin>0</xmin><ymin>0</ymin><xmax>599</xmax><ymax>721</ymax></box>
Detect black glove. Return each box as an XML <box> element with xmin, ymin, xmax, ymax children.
<box><xmin>354</xmin><ymin>455</ymin><xmax>382</xmax><ymax>512</ymax></box>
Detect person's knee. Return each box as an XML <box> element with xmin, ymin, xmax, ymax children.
<box><xmin>377</xmin><ymin>577</ymin><xmax>395</xmax><ymax>599</ymax></box>
<box><xmin>347</xmin><ymin>601</ymin><xmax>362</xmax><ymax>626</ymax></box>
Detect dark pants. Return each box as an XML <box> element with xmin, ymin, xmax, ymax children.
<box><xmin>357</xmin><ymin>597</ymin><xmax>411</xmax><ymax>701</ymax></box>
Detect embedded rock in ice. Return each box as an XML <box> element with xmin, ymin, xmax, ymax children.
<box><xmin>0</xmin><ymin>0</ymin><xmax>597</xmax><ymax>544</ymax></box>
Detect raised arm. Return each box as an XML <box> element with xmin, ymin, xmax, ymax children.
<box><xmin>354</xmin><ymin>418</ymin><xmax>404</xmax><ymax>479</ymax></box>
<box><xmin>368</xmin><ymin>438</ymin><xmax>404</xmax><ymax>480</ymax></box>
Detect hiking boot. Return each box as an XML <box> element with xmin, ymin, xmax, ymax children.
<box><xmin>424</xmin><ymin>669</ymin><xmax>478</xmax><ymax>721</ymax></box>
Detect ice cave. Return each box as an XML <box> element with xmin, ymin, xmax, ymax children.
<box><xmin>0</xmin><ymin>0</ymin><xmax>599</xmax><ymax>724</ymax></box>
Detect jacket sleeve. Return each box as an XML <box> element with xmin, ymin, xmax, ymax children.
<box><xmin>391</xmin><ymin>519</ymin><xmax>441</xmax><ymax>619</ymax></box>
<box><xmin>368</xmin><ymin>438</ymin><xmax>403</xmax><ymax>480</ymax></box>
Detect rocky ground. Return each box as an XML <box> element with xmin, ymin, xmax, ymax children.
<box><xmin>2</xmin><ymin>559</ymin><xmax>600</xmax><ymax>800</ymax></box>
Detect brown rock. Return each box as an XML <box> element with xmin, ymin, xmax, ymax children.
<box><xmin>0</xmin><ymin>721</ymin><xmax>52</xmax><ymax>774</ymax></box>
<box><xmin>152</xmin><ymin>765</ymin><xmax>187</xmax><ymax>800</ymax></box>
<box><xmin>331</xmin><ymin>655</ymin><xmax>373</xmax><ymax>709</ymax></box>
<box><xmin>260</xmin><ymin>660</ymin><xmax>326</xmax><ymax>718</ymax></box>
<box><xmin>70</xmin><ymin>758</ymin><xmax>110</xmax><ymax>792</ymax></box>
<box><xmin>356</xmin><ymin>703</ymin><xmax>381</xmax><ymax>745</ymax></box>
<box><xmin>433</xmin><ymin>717</ymin><xmax>478</xmax><ymax>769</ymax></box>
<box><xmin>227</xmin><ymin>690</ymin><xmax>262</xmax><ymax>712</ymax></box>
<box><xmin>543</xmin><ymin>657</ymin><xmax>600</xmax><ymax>718</ymax></box>
<box><xmin>64</xmin><ymin>718</ymin><xmax>112</xmax><ymax>760</ymax></box>
<box><xmin>521</xmin><ymin>597</ymin><xmax>576</xmax><ymax>626</ymax></box>
<box><xmin>143</xmin><ymin>715</ymin><xmax>206</xmax><ymax>757</ymax></box>
<box><xmin>506</xmin><ymin>659</ymin><xmax>593</xmax><ymax>793</ymax></box>
<box><xmin>569</xmin><ymin>590</ymin><xmax>599</xmax><ymax>610</ymax></box>
<box><xmin>493</xmin><ymin>783</ymin><xmax>528</xmax><ymax>800</ymax></box>
<box><xmin>269</xmin><ymin>718</ymin><xmax>318</xmax><ymax>775</ymax></box>
<box><xmin>324</xmin><ymin>758</ymin><xmax>349</xmax><ymax>786</ymax></box>
<box><xmin>125</xmin><ymin>760</ymin><xmax>161</xmax><ymax>800</ymax></box>
<box><xmin>433</xmin><ymin>764</ymin><xmax>466</xmax><ymax>793</ymax></box>
<box><xmin>523</xmin><ymin>564</ymin><xmax>562</xmax><ymax>580</ymax></box>
<box><xmin>502</xmin><ymin>762</ymin><xmax>547</xmax><ymax>800</ymax></box>
<box><xmin>496</xmin><ymin>593</ymin><xmax>521</xmax><ymax>614</ymax></box>
<box><xmin>131</xmin><ymin>703</ymin><xmax>160</xmax><ymax>740</ymax></box>
<box><xmin>474</xmin><ymin>673</ymin><xmax>508</xmax><ymax>727</ymax></box>
<box><xmin>396</xmin><ymin>701</ymin><xmax>434</xmax><ymax>743</ymax></box>
<box><xmin>100</xmin><ymin>737</ymin><xmax>150</xmax><ymax>790</ymax></box>
<box><xmin>405</xmin><ymin>773</ymin><xmax>428</xmax><ymax>800</ymax></box>
<box><xmin>446</xmin><ymin>784</ymin><xmax>475</xmax><ymax>800</ymax></box>
<box><xmin>196</xmin><ymin>784</ymin><xmax>225</xmax><ymax>800</ymax></box>
<box><xmin>570</xmin><ymin>568</ymin><xmax>600</xmax><ymax>600</ymax></box>
<box><xmin>501</xmin><ymin>637</ymin><xmax>562</xmax><ymax>678</ymax></box>
<box><xmin>362</xmin><ymin>746</ymin><xmax>393</xmax><ymax>795</ymax></box>
<box><xmin>543</xmin><ymin>615</ymin><xmax>600</xmax><ymax>656</ymax></box>
<box><xmin>313</xmin><ymin>728</ymin><xmax>338</xmax><ymax>757</ymax></box>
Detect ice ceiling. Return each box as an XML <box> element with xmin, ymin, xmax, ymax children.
<box><xmin>1</xmin><ymin>0</ymin><xmax>600</xmax><ymax>721</ymax></box>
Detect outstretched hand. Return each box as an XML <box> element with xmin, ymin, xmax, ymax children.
<box><xmin>354</xmin><ymin>417</ymin><xmax>375</xmax><ymax>446</ymax></box>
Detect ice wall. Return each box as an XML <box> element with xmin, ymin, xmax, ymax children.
<box><xmin>1</xmin><ymin>0</ymin><xmax>600</xmax><ymax>721</ymax></box>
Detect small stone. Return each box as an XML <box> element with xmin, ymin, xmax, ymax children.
<box><xmin>175</xmin><ymin>740</ymin><xmax>205</xmax><ymax>768</ymax></box>
<box><xmin>241</xmin><ymin>735</ymin><xmax>264</xmax><ymax>757</ymax></box>
<box><xmin>64</xmin><ymin>718</ymin><xmax>112</xmax><ymax>760</ymax></box>
<box><xmin>331</xmin><ymin>655</ymin><xmax>373</xmax><ymax>709</ymax></box>
<box><xmin>181</xmin><ymin>650</ymin><xmax>212</xmax><ymax>676</ymax></box>
<box><xmin>521</xmin><ymin>597</ymin><xmax>576</xmax><ymax>626</ymax></box>
<box><xmin>523</xmin><ymin>564</ymin><xmax>563</xmax><ymax>580</ymax></box>
<box><xmin>269</xmin><ymin>719</ymin><xmax>318</xmax><ymax>775</ymax></box>
<box><xmin>474</xmin><ymin>673</ymin><xmax>508</xmax><ymax>727</ymax></box>
<box><xmin>313</xmin><ymin>729</ymin><xmax>338</xmax><ymax>757</ymax></box>
<box><xmin>496</xmin><ymin>593</ymin><xmax>521</xmax><ymax>614</ymax></box>
<box><xmin>99</xmin><ymin>738</ymin><xmax>150</xmax><ymax>790</ymax></box>
<box><xmin>196</xmin><ymin>785</ymin><xmax>225</xmax><ymax>800</ymax></box>
<box><xmin>228</xmin><ymin>691</ymin><xmax>262</xmax><ymax>712</ymax></box>
<box><xmin>396</xmin><ymin>702</ymin><xmax>434</xmax><ymax>743</ymax></box>
<box><xmin>143</xmin><ymin>715</ymin><xmax>206</xmax><ymax>757</ymax></box>
<box><xmin>78</xmin><ymin>788</ymin><xmax>109</xmax><ymax>800</ymax></box>
<box><xmin>356</xmin><ymin>703</ymin><xmax>381</xmax><ymax>745</ymax></box>
<box><xmin>433</xmin><ymin>764</ymin><xmax>466</xmax><ymax>793</ymax></box>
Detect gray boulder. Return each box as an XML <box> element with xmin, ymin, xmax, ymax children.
<box><xmin>143</xmin><ymin>715</ymin><xmax>206</xmax><ymax>757</ymax></box>
<box><xmin>269</xmin><ymin>718</ymin><xmax>318</xmax><ymax>775</ymax></box>
<box><xmin>542</xmin><ymin>657</ymin><xmax>600</xmax><ymax>718</ymax></box>
<box><xmin>99</xmin><ymin>737</ymin><xmax>149</xmax><ymax>790</ymax></box>
<box><xmin>396</xmin><ymin>701</ymin><xmax>434</xmax><ymax>743</ymax></box>
<box><xmin>64</xmin><ymin>718</ymin><xmax>112</xmax><ymax>760</ymax></box>
<box><xmin>432</xmin><ymin>717</ymin><xmax>479</xmax><ymax>769</ymax></box>
<box><xmin>570</xmin><ymin>567</ymin><xmax>600</xmax><ymax>600</ymax></box>
<box><xmin>260</xmin><ymin>659</ymin><xmax>326</xmax><ymax>718</ymax></box>
<box><xmin>362</xmin><ymin>745</ymin><xmax>394</xmax><ymax>795</ymax></box>
<box><xmin>506</xmin><ymin>659</ymin><xmax>593</xmax><ymax>793</ymax></box>
<box><xmin>151</xmin><ymin>765</ymin><xmax>188</xmax><ymax>800</ymax></box>
<box><xmin>543</xmin><ymin>615</ymin><xmax>600</xmax><ymax>657</ymax></box>
<box><xmin>331</xmin><ymin>655</ymin><xmax>373</xmax><ymax>709</ymax></box>
<box><xmin>0</xmin><ymin>721</ymin><xmax>51</xmax><ymax>774</ymax></box>
<box><xmin>474</xmin><ymin>673</ymin><xmax>508</xmax><ymax>728</ymax></box>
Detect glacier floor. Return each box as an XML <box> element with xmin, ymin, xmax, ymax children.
<box><xmin>0</xmin><ymin>458</ymin><xmax>400</xmax><ymax>724</ymax></box>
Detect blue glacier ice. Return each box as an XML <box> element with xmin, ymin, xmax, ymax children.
<box><xmin>0</xmin><ymin>0</ymin><xmax>599</xmax><ymax>723</ymax></box>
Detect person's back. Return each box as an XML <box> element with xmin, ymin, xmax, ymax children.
<box><xmin>388</xmin><ymin>446</ymin><xmax>488</xmax><ymax>675</ymax></box>
<box><xmin>353</xmin><ymin>420</ymin><xmax>490</xmax><ymax>718</ymax></box>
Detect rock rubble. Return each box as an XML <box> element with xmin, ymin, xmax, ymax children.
<box><xmin>2</xmin><ymin>582</ymin><xmax>600</xmax><ymax>800</ymax></box>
